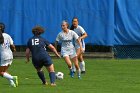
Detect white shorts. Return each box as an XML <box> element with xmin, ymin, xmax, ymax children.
<box><xmin>75</xmin><ymin>42</ymin><xmax>85</xmax><ymax>52</ymax></box>
<box><xmin>0</xmin><ymin>59</ymin><xmax>13</xmax><ymax>66</ymax></box>
<box><xmin>75</xmin><ymin>45</ymin><xmax>85</xmax><ymax>52</ymax></box>
<box><xmin>61</xmin><ymin>48</ymin><xmax>77</xmax><ymax>58</ymax></box>
<box><xmin>63</xmin><ymin>53</ymin><xmax>77</xmax><ymax>59</ymax></box>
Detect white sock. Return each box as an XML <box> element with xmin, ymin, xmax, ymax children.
<box><xmin>80</xmin><ymin>61</ymin><xmax>85</xmax><ymax>71</ymax></box>
<box><xmin>9</xmin><ymin>80</ymin><xmax>15</xmax><ymax>85</ymax></box>
<box><xmin>72</xmin><ymin>64</ymin><xmax>76</xmax><ymax>72</ymax></box>
<box><xmin>77</xmin><ymin>69</ymin><xmax>81</xmax><ymax>76</ymax></box>
<box><xmin>3</xmin><ymin>72</ymin><xmax>13</xmax><ymax>80</ymax></box>
<box><xmin>69</xmin><ymin>66</ymin><xmax>72</xmax><ymax>71</ymax></box>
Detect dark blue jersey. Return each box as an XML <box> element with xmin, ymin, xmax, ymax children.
<box><xmin>27</xmin><ymin>35</ymin><xmax>51</xmax><ymax>62</ymax></box>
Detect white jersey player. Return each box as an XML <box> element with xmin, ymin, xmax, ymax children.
<box><xmin>74</xmin><ymin>25</ymin><xmax>86</xmax><ymax>51</ymax></box>
<box><xmin>56</xmin><ymin>30</ymin><xmax>78</xmax><ymax>58</ymax></box>
<box><xmin>70</xmin><ymin>17</ymin><xmax>88</xmax><ymax>74</ymax></box>
<box><xmin>1</xmin><ymin>33</ymin><xmax>14</xmax><ymax>65</ymax></box>
<box><xmin>0</xmin><ymin>23</ymin><xmax>18</xmax><ymax>87</ymax></box>
<box><xmin>55</xmin><ymin>20</ymin><xmax>83</xmax><ymax>79</ymax></box>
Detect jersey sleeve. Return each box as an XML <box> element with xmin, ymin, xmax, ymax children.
<box><xmin>8</xmin><ymin>34</ymin><xmax>14</xmax><ymax>45</ymax></box>
<box><xmin>56</xmin><ymin>32</ymin><xmax>61</xmax><ymax>42</ymax></box>
<box><xmin>45</xmin><ymin>39</ymin><xmax>51</xmax><ymax>47</ymax></box>
<box><xmin>79</xmin><ymin>26</ymin><xmax>86</xmax><ymax>34</ymax></box>
<box><xmin>72</xmin><ymin>31</ymin><xmax>79</xmax><ymax>40</ymax></box>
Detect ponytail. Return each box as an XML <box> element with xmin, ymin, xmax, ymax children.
<box><xmin>70</xmin><ymin>25</ymin><xmax>74</xmax><ymax>30</ymax></box>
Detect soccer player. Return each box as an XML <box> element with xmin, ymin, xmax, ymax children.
<box><xmin>26</xmin><ymin>26</ymin><xmax>60</xmax><ymax>86</ymax></box>
<box><xmin>55</xmin><ymin>20</ymin><xmax>83</xmax><ymax>78</ymax></box>
<box><xmin>0</xmin><ymin>23</ymin><xmax>18</xmax><ymax>87</ymax></box>
<box><xmin>70</xmin><ymin>17</ymin><xmax>88</xmax><ymax>74</ymax></box>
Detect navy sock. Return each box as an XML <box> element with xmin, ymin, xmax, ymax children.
<box><xmin>49</xmin><ymin>72</ymin><xmax>55</xmax><ymax>84</ymax></box>
<box><xmin>37</xmin><ymin>71</ymin><xmax>46</xmax><ymax>84</ymax></box>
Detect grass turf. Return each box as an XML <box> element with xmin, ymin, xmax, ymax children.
<box><xmin>0</xmin><ymin>58</ymin><xmax>140</xmax><ymax>93</ymax></box>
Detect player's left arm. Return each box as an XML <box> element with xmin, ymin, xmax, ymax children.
<box><xmin>80</xmin><ymin>32</ymin><xmax>88</xmax><ymax>39</ymax></box>
<box><xmin>79</xmin><ymin>27</ymin><xmax>88</xmax><ymax>41</ymax></box>
<box><xmin>45</xmin><ymin>39</ymin><xmax>61</xmax><ymax>58</ymax></box>
<box><xmin>48</xmin><ymin>44</ymin><xmax>61</xmax><ymax>58</ymax></box>
<box><xmin>9</xmin><ymin>35</ymin><xmax>16</xmax><ymax>52</ymax></box>
<box><xmin>10</xmin><ymin>44</ymin><xmax>16</xmax><ymax>52</ymax></box>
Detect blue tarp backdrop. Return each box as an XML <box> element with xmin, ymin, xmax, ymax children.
<box><xmin>0</xmin><ymin>0</ymin><xmax>140</xmax><ymax>46</ymax></box>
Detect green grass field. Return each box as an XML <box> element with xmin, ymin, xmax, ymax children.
<box><xmin>1</xmin><ymin>58</ymin><xmax>140</xmax><ymax>93</ymax></box>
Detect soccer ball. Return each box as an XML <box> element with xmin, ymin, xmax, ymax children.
<box><xmin>55</xmin><ymin>72</ymin><xmax>64</xmax><ymax>80</ymax></box>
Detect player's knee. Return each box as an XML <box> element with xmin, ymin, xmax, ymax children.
<box><xmin>68</xmin><ymin>65</ymin><xmax>72</xmax><ymax>68</ymax></box>
<box><xmin>0</xmin><ymin>72</ymin><xmax>4</xmax><ymax>76</ymax></box>
<box><xmin>47</xmin><ymin>65</ymin><xmax>55</xmax><ymax>72</ymax></box>
<box><xmin>48</xmin><ymin>69</ymin><xmax>55</xmax><ymax>72</ymax></box>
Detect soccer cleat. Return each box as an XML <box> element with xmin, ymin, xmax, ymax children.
<box><xmin>42</xmin><ymin>82</ymin><xmax>48</xmax><ymax>85</ymax></box>
<box><xmin>81</xmin><ymin>71</ymin><xmax>86</xmax><ymax>74</ymax></box>
<box><xmin>10</xmin><ymin>83</ymin><xmax>16</xmax><ymax>87</ymax></box>
<box><xmin>50</xmin><ymin>83</ymin><xmax>56</xmax><ymax>87</ymax></box>
<box><xmin>78</xmin><ymin>75</ymin><xmax>81</xmax><ymax>79</ymax></box>
<box><xmin>13</xmin><ymin>76</ymin><xmax>18</xmax><ymax>87</ymax></box>
<box><xmin>70</xmin><ymin>71</ymin><xmax>74</xmax><ymax>78</ymax></box>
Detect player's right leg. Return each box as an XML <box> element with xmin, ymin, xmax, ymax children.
<box><xmin>72</xmin><ymin>48</ymin><xmax>81</xmax><ymax>73</ymax></box>
<box><xmin>46</xmin><ymin>64</ymin><xmax>56</xmax><ymax>86</ymax></box>
<box><xmin>0</xmin><ymin>60</ymin><xmax>18</xmax><ymax>87</ymax></box>
<box><xmin>35</xmin><ymin>67</ymin><xmax>47</xmax><ymax>85</ymax></box>
<box><xmin>71</xmin><ymin>56</ymin><xmax>81</xmax><ymax>79</ymax></box>
<box><xmin>0</xmin><ymin>66</ymin><xmax>17</xmax><ymax>87</ymax></box>
<box><xmin>33</xmin><ymin>59</ymin><xmax>47</xmax><ymax>85</ymax></box>
<box><xmin>79</xmin><ymin>53</ymin><xmax>86</xmax><ymax>74</ymax></box>
<box><xmin>76</xmin><ymin>47</ymin><xmax>86</xmax><ymax>74</ymax></box>
<box><xmin>63</xmin><ymin>55</ymin><xmax>74</xmax><ymax>77</ymax></box>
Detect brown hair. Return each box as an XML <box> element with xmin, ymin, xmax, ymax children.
<box><xmin>70</xmin><ymin>17</ymin><xmax>79</xmax><ymax>30</ymax></box>
<box><xmin>72</xmin><ymin>17</ymin><xmax>79</xmax><ymax>22</ymax></box>
<box><xmin>32</xmin><ymin>26</ymin><xmax>44</xmax><ymax>35</ymax></box>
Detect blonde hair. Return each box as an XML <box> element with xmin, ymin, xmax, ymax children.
<box><xmin>61</xmin><ymin>20</ymin><xmax>69</xmax><ymax>28</ymax></box>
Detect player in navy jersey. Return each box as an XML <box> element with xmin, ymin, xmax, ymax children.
<box><xmin>26</xmin><ymin>26</ymin><xmax>60</xmax><ymax>86</ymax></box>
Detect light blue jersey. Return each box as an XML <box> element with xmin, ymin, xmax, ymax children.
<box><xmin>74</xmin><ymin>25</ymin><xmax>86</xmax><ymax>50</ymax></box>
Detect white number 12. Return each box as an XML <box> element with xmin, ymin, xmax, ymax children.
<box><xmin>32</xmin><ymin>39</ymin><xmax>39</xmax><ymax>45</ymax></box>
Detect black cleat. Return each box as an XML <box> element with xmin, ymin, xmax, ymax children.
<box><xmin>81</xmin><ymin>71</ymin><xmax>86</xmax><ymax>74</ymax></box>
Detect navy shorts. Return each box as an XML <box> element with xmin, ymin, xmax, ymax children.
<box><xmin>32</xmin><ymin>56</ymin><xmax>53</xmax><ymax>69</ymax></box>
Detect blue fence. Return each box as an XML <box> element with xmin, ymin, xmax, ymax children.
<box><xmin>0</xmin><ymin>0</ymin><xmax>140</xmax><ymax>46</ymax></box>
